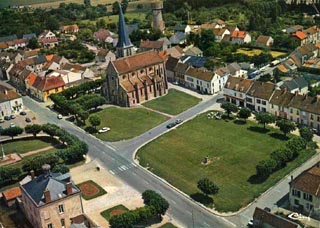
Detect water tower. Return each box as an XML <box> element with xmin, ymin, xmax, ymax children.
<box><xmin>151</xmin><ymin>1</ymin><xmax>165</xmax><ymax>32</ymax></box>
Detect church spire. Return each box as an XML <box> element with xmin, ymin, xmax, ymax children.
<box><xmin>116</xmin><ymin>3</ymin><xmax>135</xmax><ymax>58</ymax></box>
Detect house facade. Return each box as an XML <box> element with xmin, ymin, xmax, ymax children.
<box><xmin>103</xmin><ymin>51</ymin><xmax>168</xmax><ymax>107</ymax></box>
<box><xmin>289</xmin><ymin>165</ymin><xmax>320</xmax><ymax>217</ymax></box>
<box><xmin>184</xmin><ymin>68</ymin><xmax>218</xmax><ymax>94</ymax></box>
<box><xmin>224</xmin><ymin>77</ymin><xmax>253</xmax><ymax>107</ymax></box>
<box><xmin>20</xmin><ymin>165</ymin><xmax>85</xmax><ymax>228</ymax></box>
<box><xmin>256</xmin><ymin>35</ymin><xmax>274</xmax><ymax>47</ymax></box>
<box><xmin>230</xmin><ymin>31</ymin><xmax>251</xmax><ymax>44</ymax></box>
<box><xmin>0</xmin><ymin>83</ymin><xmax>23</xmax><ymax>117</ymax></box>
<box><xmin>29</xmin><ymin>75</ymin><xmax>65</xmax><ymax>101</ymax></box>
<box><xmin>246</xmin><ymin>81</ymin><xmax>276</xmax><ymax>112</ymax></box>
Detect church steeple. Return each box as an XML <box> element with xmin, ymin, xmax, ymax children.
<box><xmin>116</xmin><ymin>3</ymin><xmax>135</xmax><ymax>58</ymax></box>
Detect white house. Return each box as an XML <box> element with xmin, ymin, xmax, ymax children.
<box><xmin>184</xmin><ymin>68</ymin><xmax>219</xmax><ymax>94</ymax></box>
<box><xmin>38</xmin><ymin>30</ymin><xmax>56</xmax><ymax>39</ymax></box>
<box><xmin>224</xmin><ymin>76</ymin><xmax>254</xmax><ymax>107</ymax></box>
<box><xmin>213</xmin><ymin>28</ymin><xmax>230</xmax><ymax>42</ymax></box>
<box><xmin>230</xmin><ymin>31</ymin><xmax>251</xmax><ymax>44</ymax></box>
<box><xmin>246</xmin><ymin>81</ymin><xmax>276</xmax><ymax>112</ymax></box>
<box><xmin>0</xmin><ymin>83</ymin><xmax>23</xmax><ymax>117</ymax></box>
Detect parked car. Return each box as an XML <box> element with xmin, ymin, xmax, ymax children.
<box><xmin>10</xmin><ymin>115</ymin><xmax>16</xmax><ymax>119</ymax></box>
<box><xmin>248</xmin><ymin>219</ymin><xmax>253</xmax><ymax>227</ymax></box>
<box><xmin>0</xmin><ymin>118</ymin><xmax>4</xmax><ymax>123</ymax></box>
<box><xmin>10</xmin><ymin>123</ymin><xmax>15</xmax><ymax>128</ymax></box>
<box><xmin>166</xmin><ymin>122</ymin><xmax>176</xmax><ymax>129</ymax></box>
<box><xmin>25</xmin><ymin>117</ymin><xmax>31</xmax><ymax>123</ymax></box>
<box><xmin>20</xmin><ymin>111</ymin><xmax>27</xmax><ymax>115</ymax></box>
<box><xmin>57</xmin><ymin>114</ymin><xmax>63</xmax><ymax>119</ymax></box>
<box><xmin>98</xmin><ymin>127</ymin><xmax>110</xmax><ymax>133</ymax></box>
<box><xmin>175</xmin><ymin>119</ymin><xmax>183</xmax><ymax>124</ymax></box>
<box><xmin>4</xmin><ymin>116</ymin><xmax>10</xmax><ymax>121</ymax></box>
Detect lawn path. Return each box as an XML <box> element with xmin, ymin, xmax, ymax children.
<box><xmin>20</xmin><ymin>145</ymin><xmax>55</xmax><ymax>157</ymax></box>
<box><xmin>138</xmin><ymin>105</ymin><xmax>174</xmax><ymax>118</ymax></box>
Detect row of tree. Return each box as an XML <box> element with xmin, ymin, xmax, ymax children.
<box><xmin>0</xmin><ymin>123</ymin><xmax>88</xmax><ymax>185</ymax></box>
<box><xmin>256</xmin><ymin>136</ymin><xmax>308</xmax><ymax>178</ymax></box>
<box><xmin>109</xmin><ymin>190</ymin><xmax>169</xmax><ymax>228</ymax></box>
<box><xmin>50</xmin><ymin>80</ymin><xmax>105</xmax><ymax>125</ymax></box>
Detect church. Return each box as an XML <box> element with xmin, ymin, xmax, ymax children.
<box><xmin>102</xmin><ymin>5</ymin><xmax>168</xmax><ymax>107</ymax></box>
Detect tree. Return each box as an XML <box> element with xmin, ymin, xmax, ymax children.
<box><xmin>286</xmin><ymin>137</ymin><xmax>306</xmax><ymax>156</ymax></box>
<box><xmin>25</xmin><ymin>124</ymin><xmax>42</xmax><ymax>137</ymax></box>
<box><xmin>238</xmin><ymin>108</ymin><xmax>251</xmax><ymax>121</ymax></box>
<box><xmin>299</xmin><ymin>127</ymin><xmax>313</xmax><ymax>142</ymax></box>
<box><xmin>256</xmin><ymin>159</ymin><xmax>277</xmax><ymax>177</ymax></box>
<box><xmin>197</xmin><ymin>178</ymin><xmax>219</xmax><ymax>196</ymax></box>
<box><xmin>0</xmin><ymin>166</ymin><xmax>22</xmax><ymax>185</ymax></box>
<box><xmin>89</xmin><ymin>114</ymin><xmax>101</xmax><ymax>129</ymax></box>
<box><xmin>220</xmin><ymin>102</ymin><xmax>238</xmax><ymax>117</ymax></box>
<box><xmin>27</xmin><ymin>37</ymin><xmax>40</xmax><ymax>49</ymax></box>
<box><xmin>52</xmin><ymin>164</ymin><xmax>69</xmax><ymax>174</ymax></box>
<box><xmin>22</xmin><ymin>153</ymin><xmax>60</xmax><ymax>172</ymax></box>
<box><xmin>2</xmin><ymin>126</ymin><xmax>23</xmax><ymax>140</ymax></box>
<box><xmin>276</xmin><ymin>119</ymin><xmax>296</xmax><ymax>136</ymax></box>
<box><xmin>42</xmin><ymin>123</ymin><xmax>59</xmax><ymax>138</ymax></box>
<box><xmin>255</xmin><ymin>112</ymin><xmax>276</xmax><ymax>129</ymax></box>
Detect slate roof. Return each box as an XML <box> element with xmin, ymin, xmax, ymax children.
<box><xmin>180</xmin><ymin>55</ymin><xmax>208</xmax><ymax>68</ymax></box>
<box><xmin>280</xmin><ymin>77</ymin><xmax>308</xmax><ymax>91</ymax></box>
<box><xmin>111</xmin><ymin>51</ymin><xmax>164</xmax><ymax>74</ymax></box>
<box><xmin>227</xmin><ymin>62</ymin><xmax>241</xmax><ymax>74</ymax></box>
<box><xmin>247</xmin><ymin>81</ymin><xmax>276</xmax><ymax>100</ymax></box>
<box><xmin>174</xmin><ymin>62</ymin><xmax>190</xmax><ymax>73</ymax></box>
<box><xmin>288</xmin><ymin>93</ymin><xmax>320</xmax><ymax>115</ymax></box>
<box><xmin>0</xmin><ymin>35</ymin><xmax>18</xmax><ymax>43</ymax></box>
<box><xmin>184</xmin><ymin>46</ymin><xmax>203</xmax><ymax>56</ymax></box>
<box><xmin>292</xmin><ymin>165</ymin><xmax>320</xmax><ymax>197</ymax></box>
<box><xmin>174</xmin><ymin>24</ymin><xmax>188</xmax><ymax>31</ymax></box>
<box><xmin>21</xmin><ymin>171</ymin><xmax>79</xmax><ymax>207</ymax></box>
<box><xmin>253</xmin><ymin>207</ymin><xmax>299</xmax><ymax>228</ymax></box>
<box><xmin>116</xmin><ymin>4</ymin><xmax>133</xmax><ymax>48</ymax></box>
<box><xmin>169</xmin><ymin>32</ymin><xmax>186</xmax><ymax>44</ymax></box>
<box><xmin>34</xmin><ymin>55</ymin><xmax>47</xmax><ymax>65</ymax></box>
<box><xmin>23</xmin><ymin>33</ymin><xmax>37</xmax><ymax>39</ymax></box>
<box><xmin>185</xmin><ymin>68</ymin><xmax>214</xmax><ymax>82</ymax></box>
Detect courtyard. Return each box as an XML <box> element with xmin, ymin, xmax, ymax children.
<box><xmin>136</xmin><ymin>112</ymin><xmax>316</xmax><ymax>212</ymax></box>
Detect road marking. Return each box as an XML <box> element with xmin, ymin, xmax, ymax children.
<box><xmin>131</xmin><ymin>162</ymin><xmax>137</xmax><ymax>167</ymax></box>
<box><xmin>121</xmin><ymin>165</ymin><xmax>127</xmax><ymax>170</ymax></box>
<box><xmin>109</xmin><ymin>170</ymin><xmax>115</xmax><ymax>175</ymax></box>
<box><xmin>118</xmin><ymin>167</ymin><xmax>124</xmax><ymax>171</ymax></box>
<box><xmin>221</xmin><ymin>217</ymin><xmax>237</xmax><ymax>227</ymax></box>
<box><xmin>170</xmin><ymin>200</ymin><xmax>177</xmax><ymax>205</ymax></box>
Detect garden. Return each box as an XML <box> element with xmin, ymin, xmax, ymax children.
<box><xmin>100</xmin><ymin>204</ymin><xmax>129</xmax><ymax>221</ymax></box>
<box><xmin>77</xmin><ymin>180</ymin><xmax>107</xmax><ymax>200</ymax></box>
<box><xmin>136</xmin><ymin>109</ymin><xmax>316</xmax><ymax>212</ymax></box>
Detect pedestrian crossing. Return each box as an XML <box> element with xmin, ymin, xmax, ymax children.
<box><xmin>109</xmin><ymin>162</ymin><xmax>137</xmax><ymax>175</ymax></box>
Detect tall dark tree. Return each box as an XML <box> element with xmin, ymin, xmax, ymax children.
<box><xmin>2</xmin><ymin>126</ymin><xmax>23</xmax><ymax>140</ymax></box>
<box><xmin>255</xmin><ymin>112</ymin><xmax>276</xmax><ymax>129</ymax></box>
<box><xmin>238</xmin><ymin>108</ymin><xmax>251</xmax><ymax>121</ymax></box>
<box><xmin>197</xmin><ymin>178</ymin><xmax>219</xmax><ymax>196</ymax></box>
<box><xmin>25</xmin><ymin>124</ymin><xmax>42</xmax><ymax>137</ymax></box>
<box><xmin>299</xmin><ymin>127</ymin><xmax>313</xmax><ymax>142</ymax></box>
<box><xmin>276</xmin><ymin>119</ymin><xmax>296</xmax><ymax>136</ymax></box>
<box><xmin>221</xmin><ymin>102</ymin><xmax>238</xmax><ymax>117</ymax></box>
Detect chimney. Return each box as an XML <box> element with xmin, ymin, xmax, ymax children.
<box><xmin>30</xmin><ymin>170</ymin><xmax>35</xmax><ymax>180</ymax></box>
<box><xmin>66</xmin><ymin>182</ymin><xmax>72</xmax><ymax>195</ymax></box>
<box><xmin>42</xmin><ymin>164</ymin><xmax>51</xmax><ymax>178</ymax></box>
<box><xmin>44</xmin><ymin>189</ymin><xmax>51</xmax><ymax>203</ymax></box>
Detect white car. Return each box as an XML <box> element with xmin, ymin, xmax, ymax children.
<box><xmin>57</xmin><ymin>114</ymin><xmax>63</xmax><ymax>119</ymax></box>
<box><xmin>98</xmin><ymin>127</ymin><xmax>110</xmax><ymax>133</ymax></box>
<box><xmin>10</xmin><ymin>123</ymin><xmax>15</xmax><ymax>128</ymax></box>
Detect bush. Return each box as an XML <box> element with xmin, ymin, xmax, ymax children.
<box><xmin>286</xmin><ymin>137</ymin><xmax>306</xmax><ymax>156</ymax></box>
<box><xmin>52</xmin><ymin>164</ymin><xmax>70</xmax><ymax>174</ymax></box>
<box><xmin>22</xmin><ymin>153</ymin><xmax>60</xmax><ymax>172</ymax></box>
<box><xmin>0</xmin><ymin>166</ymin><xmax>22</xmax><ymax>185</ymax></box>
<box><xmin>256</xmin><ymin>159</ymin><xmax>277</xmax><ymax>177</ymax></box>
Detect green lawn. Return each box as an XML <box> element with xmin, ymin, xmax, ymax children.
<box><xmin>88</xmin><ymin>107</ymin><xmax>169</xmax><ymax>141</ymax></box>
<box><xmin>143</xmin><ymin>89</ymin><xmax>202</xmax><ymax>115</ymax></box>
<box><xmin>136</xmin><ymin>113</ymin><xmax>316</xmax><ymax>212</ymax></box>
<box><xmin>100</xmin><ymin>204</ymin><xmax>129</xmax><ymax>221</ymax></box>
<box><xmin>2</xmin><ymin>136</ymin><xmax>60</xmax><ymax>154</ymax></box>
<box><xmin>77</xmin><ymin>180</ymin><xmax>107</xmax><ymax>200</ymax></box>
<box><xmin>159</xmin><ymin>223</ymin><xmax>178</xmax><ymax>228</ymax></box>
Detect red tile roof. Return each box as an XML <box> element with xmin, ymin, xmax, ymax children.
<box><xmin>112</xmin><ymin>51</ymin><xmax>164</xmax><ymax>74</ymax></box>
<box><xmin>140</xmin><ymin>40</ymin><xmax>164</xmax><ymax>49</ymax></box>
<box><xmin>38</xmin><ymin>37</ymin><xmax>58</xmax><ymax>44</ymax></box>
<box><xmin>2</xmin><ymin>187</ymin><xmax>22</xmax><ymax>201</ymax></box>
<box><xmin>46</xmin><ymin>54</ymin><xmax>54</xmax><ymax>61</ymax></box>
<box><xmin>32</xmin><ymin>76</ymin><xmax>65</xmax><ymax>92</ymax></box>
<box><xmin>231</xmin><ymin>31</ymin><xmax>247</xmax><ymax>39</ymax></box>
<box><xmin>26</xmin><ymin>72</ymin><xmax>37</xmax><ymax>86</ymax></box>
<box><xmin>293</xmin><ymin>31</ymin><xmax>307</xmax><ymax>40</ymax></box>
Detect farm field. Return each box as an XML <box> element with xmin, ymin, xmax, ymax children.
<box><xmin>136</xmin><ymin>112</ymin><xmax>315</xmax><ymax>212</ymax></box>
<box><xmin>236</xmin><ymin>48</ymin><xmax>287</xmax><ymax>58</ymax></box>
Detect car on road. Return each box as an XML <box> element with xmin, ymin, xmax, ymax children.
<box><xmin>25</xmin><ymin>117</ymin><xmax>31</xmax><ymax>123</ymax></box>
<box><xmin>57</xmin><ymin>114</ymin><xmax>63</xmax><ymax>119</ymax></box>
<box><xmin>20</xmin><ymin>111</ymin><xmax>27</xmax><ymax>115</ymax></box>
<box><xmin>247</xmin><ymin>219</ymin><xmax>253</xmax><ymax>227</ymax></box>
<box><xmin>175</xmin><ymin>119</ymin><xmax>183</xmax><ymax>124</ymax></box>
<box><xmin>4</xmin><ymin>116</ymin><xmax>10</xmax><ymax>121</ymax></box>
<box><xmin>166</xmin><ymin>122</ymin><xmax>176</xmax><ymax>129</ymax></box>
<box><xmin>10</xmin><ymin>115</ymin><xmax>16</xmax><ymax>119</ymax></box>
<box><xmin>10</xmin><ymin>123</ymin><xmax>15</xmax><ymax>128</ymax></box>
<box><xmin>98</xmin><ymin>127</ymin><xmax>110</xmax><ymax>133</ymax></box>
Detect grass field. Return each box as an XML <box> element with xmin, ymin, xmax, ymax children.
<box><xmin>2</xmin><ymin>136</ymin><xmax>60</xmax><ymax>154</ymax></box>
<box><xmin>236</xmin><ymin>48</ymin><xmax>287</xmax><ymax>58</ymax></box>
<box><xmin>143</xmin><ymin>89</ymin><xmax>202</xmax><ymax>115</ymax></box>
<box><xmin>88</xmin><ymin>107</ymin><xmax>169</xmax><ymax>141</ymax></box>
<box><xmin>100</xmin><ymin>204</ymin><xmax>129</xmax><ymax>221</ymax></box>
<box><xmin>136</xmin><ymin>113</ymin><xmax>316</xmax><ymax>212</ymax></box>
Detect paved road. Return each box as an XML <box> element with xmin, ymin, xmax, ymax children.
<box><xmin>22</xmin><ymin>95</ymin><xmax>237</xmax><ymax>228</ymax></box>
